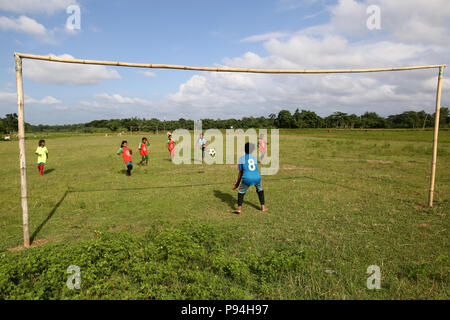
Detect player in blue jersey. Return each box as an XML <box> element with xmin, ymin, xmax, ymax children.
<box><xmin>232</xmin><ymin>142</ymin><xmax>267</xmax><ymax>214</ymax></box>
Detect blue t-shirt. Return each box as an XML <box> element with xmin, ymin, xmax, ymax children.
<box><xmin>198</xmin><ymin>138</ymin><xmax>207</xmax><ymax>148</ymax></box>
<box><xmin>238</xmin><ymin>154</ymin><xmax>261</xmax><ymax>186</ymax></box>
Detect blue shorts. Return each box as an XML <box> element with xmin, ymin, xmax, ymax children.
<box><xmin>126</xmin><ymin>161</ymin><xmax>133</xmax><ymax>166</ymax></box>
<box><xmin>238</xmin><ymin>183</ymin><xmax>263</xmax><ymax>194</ymax></box>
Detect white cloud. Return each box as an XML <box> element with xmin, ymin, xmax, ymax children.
<box><xmin>0</xmin><ymin>90</ymin><xmax>62</xmax><ymax>106</ymax></box>
<box><xmin>0</xmin><ymin>0</ymin><xmax>78</xmax><ymax>15</ymax></box>
<box><xmin>0</xmin><ymin>91</ymin><xmax>16</xmax><ymax>104</ymax></box>
<box><xmin>23</xmin><ymin>54</ymin><xmax>121</xmax><ymax>85</ymax></box>
<box><xmin>165</xmin><ymin>0</ymin><xmax>449</xmax><ymax>119</ymax></box>
<box><xmin>0</xmin><ymin>15</ymin><xmax>46</xmax><ymax>35</ymax></box>
<box><xmin>138</xmin><ymin>70</ymin><xmax>157</xmax><ymax>78</ymax></box>
<box><xmin>26</xmin><ymin>95</ymin><xmax>61</xmax><ymax>105</ymax></box>
<box><xmin>94</xmin><ymin>93</ymin><xmax>154</xmax><ymax>106</ymax></box>
<box><xmin>241</xmin><ymin>32</ymin><xmax>289</xmax><ymax>43</ymax></box>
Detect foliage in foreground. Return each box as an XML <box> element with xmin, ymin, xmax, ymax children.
<box><xmin>0</xmin><ymin>224</ymin><xmax>312</xmax><ymax>300</ymax></box>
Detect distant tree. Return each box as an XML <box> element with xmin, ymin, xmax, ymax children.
<box><xmin>293</xmin><ymin>109</ymin><xmax>322</xmax><ymax>128</ymax></box>
<box><xmin>361</xmin><ymin>112</ymin><xmax>386</xmax><ymax>128</ymax></box>
<box><xmin>432</xmin><ymin>107</ymin><xmax>450</xmax><ymax>127</ymax></box>
<box><xmin>276</xmin><ymin>110</ymin><xmax>294</xmax><ymax>128</ymax></box>
<box><xmin>4</xmin><ymin>113</ymin><xmax>18</xmax><ymax>133</ymax></box>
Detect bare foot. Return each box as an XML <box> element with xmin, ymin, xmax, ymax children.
<box><xmin>232</xmin><ymin>209</ymin><xmax>241</xmax><ymax>214</ymax></box>
<box><xmin>261</xmin><ymin>205</ymin><xmax>268</xmax><ymax>212</ymax></box>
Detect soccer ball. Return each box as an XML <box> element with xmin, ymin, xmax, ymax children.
<box><xmin>208</xmin><ymin>148</ymin><xmax>216</xmax><ymax>157</ymax></box>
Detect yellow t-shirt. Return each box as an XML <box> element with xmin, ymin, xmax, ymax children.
<box><xmin>36</xmin><ymin>146</ymin><xmax>48</xmax><ymax>164</ymax></box>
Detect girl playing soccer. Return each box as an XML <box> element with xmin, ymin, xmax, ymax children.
<box><xmin>138</xmin><ymin>137</ymin><xmax>150</xmax><ymax>166</ymax></box>
<box><xmin>232</xmin><ymin>142</ymin><xmax>267</xmax><ymax>214</ymax></box>
<box><xmin>258</xmin><ymin>133</ymin><xmax>267</xmax><ymax>161</ymax></box>
<box><xmin>117</xmin><ymin>140</ymin><xmax>133</xmax><ymax>176</ymax></box>
<box><xmin>167</xmin><ymin>134</ymin><xmax>175</xmax><ymax>161</ymax></box>
<box><xmin>35</xmin><ymin>139</ymin><xmax>48</xmax><ymax>176</ymax></box>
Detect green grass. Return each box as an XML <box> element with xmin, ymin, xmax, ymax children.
<box><xmin>0</xmin><ymin>129</ymin><xmax>449</xmax><ymax>299</ymax></box>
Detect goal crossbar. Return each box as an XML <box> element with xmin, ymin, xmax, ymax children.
<box><xmin>15</xmin><ymin>52</ymin><xmax>446</xmax><ymax>74</ymax></box>
<box><xmin>13</xmin><ymin>52</ymin><xmax>446</xmax><ymax>248</ymax></box>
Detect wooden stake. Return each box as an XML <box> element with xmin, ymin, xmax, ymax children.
<box><xmin>15</xmin><ymin>53</ymin><xmax>30</xmax><ymax>247</ymax></box>
<box><xmin>428</xmin><ymin>66</ymin><xmax>444</xmax><ymax>208</ymax></box>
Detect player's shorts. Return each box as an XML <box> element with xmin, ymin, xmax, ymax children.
<box><xmin>141</xmin><ymin>155</ymin><xmax>149</xmax><ymax>161</ymax></box>
<box><xmin>126</xmin><ymin>161</ymin><xmax>133</xmax><ymax>166</ymax></box>
<box><xmin>238</xmin><ymin>183</ymin><xmax>263</xmax><ymax>194</ymax></box>
<box><xmin>201</xmin><ymin>146</ymin><xmax>206</xmax><ymax>157</ymax></box>
<box><xmin>169</xmin><ymin>149</ymin><xmax>175</xmax><ymax>155</ymax></box>
<box><xmin>37</xmin><ymin>162</ymin><xmax>45</xmax><ymax>166</ymax></box>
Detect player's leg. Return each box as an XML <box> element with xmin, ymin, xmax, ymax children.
<box><xmin>145</xmin><ymin>155</ymin><xmax>149</xmax><ymax>166</ymax></box>
<box><xmin>255</xmin><ymin>184</ymin><xmax>267</xmax><ymax>211</ymax></box>
<box><xmin>126</xmin><ymin>162</ymin><xmax>133</xmax><ymax>176</ymax></box>
<box><xmin>40</xmin><ymin>163</ymin><xmax>44</xmax><ymax>176</ymax></box>
<box><xmin>233</xmin><ymin>183</ymin><xmax>248</xmax><ymax>213</ymax></box>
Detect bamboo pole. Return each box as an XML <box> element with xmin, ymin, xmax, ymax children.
<box><xmin>14</xmin><ymin>52</ymin><xmax>446</xmax><ymax>74</ymax></box>
<box><xmin>428</xmin><ymin>66</ymin><xmax>444</xmax><ymax>208</ymax></box>
<box><xmin>15</xmin><ymin>53</ymin><xmax>30</xmax><ymax>248</ymax></box>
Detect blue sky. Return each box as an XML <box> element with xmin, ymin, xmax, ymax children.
<box><xmin>0</xmin><ymin>0</ymin><xmax>448</xmax><ymax>124</ymax></box>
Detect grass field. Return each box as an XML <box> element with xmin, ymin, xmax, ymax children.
<box><xmin>0</xmin><ymin>129</ymin><xmax>449</xmax><ymax>299</ymax></box>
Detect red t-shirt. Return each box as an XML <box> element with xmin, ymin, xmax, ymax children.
<box><xmin>259</xmin><ymin>139</ymin><xmax>267</xmax><ymax>152</ymax></box>
<box><xmin>139</xmin><ymin>143</ymin><xmax>148</xmax><ymax>156</ymax></box>
<box><xmin>122</xmin><ymin>147</ymin><xmax>132</xmax><ymax>163</ymax></box>
<box><xmin>168</xmin><ymin>140</ymin><xmax>175</xmax><ymax>151</ymax></box>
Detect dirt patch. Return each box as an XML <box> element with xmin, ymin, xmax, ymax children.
<box><xmin>7</xmin><ymin>239</ymin><xmax>49</xmax><ymax>252</ymax></box>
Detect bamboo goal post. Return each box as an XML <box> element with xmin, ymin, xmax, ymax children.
<box><xmin>428</xmin><ymin>66</ymin><xmax>444</xmax><ymax>207</ymax></box>
<box><xmin>13</xmin><ymin>52</ymin><xmax>446</xmax><ymax>247</ymax></box>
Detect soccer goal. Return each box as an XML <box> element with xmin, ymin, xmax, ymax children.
<box><xmin>13</xmin><ymin>52</ymin><xmax>446</xmax><ymax>248</ymax></box>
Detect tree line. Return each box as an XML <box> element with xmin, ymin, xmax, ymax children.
<box><xmin>1</xmin><ymin>108</ymin><xmax>449</xmax><ymax>134</ymax></box>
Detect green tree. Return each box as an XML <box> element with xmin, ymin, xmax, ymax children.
<box><xmin>276</xmin><ymin>110</ymin><xmax>294</xmax><ymax>128</ymax></box>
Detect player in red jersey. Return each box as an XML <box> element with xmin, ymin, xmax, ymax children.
<box><xmin>138</xmin><ymin>137</ymin><xmax>150</xmax><ymax>166</ymax></box>
<box><xmin>258</xmin><ymin>133</ymin><xmax>267</xmax><ymax>160</ymax></box>
<box><xmin>117</xmin><ymin>140</ymin><xmax>133</xmax><ymax>176</ymax></box>
<box><xmin>167</xmin><ymin>134</ymin><xmax>175</xmax><ymax>161</ymax></box>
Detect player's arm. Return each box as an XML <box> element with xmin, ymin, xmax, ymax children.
<box><xmin>116</xmin><ymin>148</ymin><xmax>122</xmax><ymax>156</ymax></box>
<box><xmin>233</xmin><ymin>170</ymin><xmax>243</xmax><ymax>190</ymax></box>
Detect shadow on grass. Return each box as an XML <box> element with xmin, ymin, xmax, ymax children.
<box><xmin>28</xmin><ymin>173</ymin><xmax>418</xmax><ymax>243</ymax></box>
<box><xmin>30</xmin><ymin>190</ymin><xmax>69</xmax><ymax>244</ymax></box>
<box><xmin>213</xmin><ymin>189</ymin><xmax>260</xmax><ymax>211</ymax></box>
<box><xmin>44</xmin><ymin>168</ymin><xmax>55</xmax><ymax>175</ymax></box>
